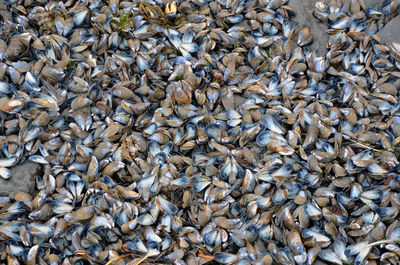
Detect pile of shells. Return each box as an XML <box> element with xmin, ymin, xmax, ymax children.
<box><xmin>1</xmin><ymin>0</ymin><xmax>400</xmax><ymax>264</ymax></box>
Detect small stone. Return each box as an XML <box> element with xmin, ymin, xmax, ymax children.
<box><xmin>0</xmin><ymin>161</ymin><xmax>41</xmax><ymax>196</ymax></box>
<box><xmin>288</xmin><ymin>0</ymin><xmax>330</xmax><ymax>56</ymax></box>
<box><xmin>364</xmin><ymin>0</ymin><xmax>384</xmax><ymax>9</ymax></box>
<box><xmin>376</xmin><ymin>15</ymin><xmax>400</xmax><ymax>45</ymax></box>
